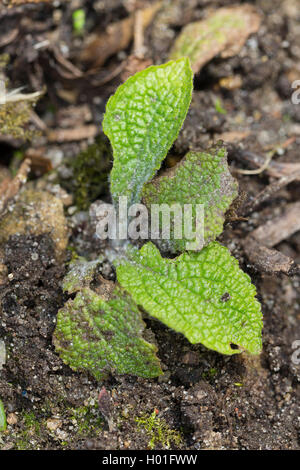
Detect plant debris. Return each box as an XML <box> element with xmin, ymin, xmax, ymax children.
<box><xmin>169</xmin><ymin>4</ymin><xmax>261</xmax><ymax>73</ymax></box>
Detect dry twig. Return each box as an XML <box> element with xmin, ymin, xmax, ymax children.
<box><xmin>243</xmin><ymin>202</ymin><xmax>300</xmax><ymax>275</ymax></box>
<box><xmin>0</xmin><ymin>158</ymin><xmax>31</xmax><ymax>217</ymax></box>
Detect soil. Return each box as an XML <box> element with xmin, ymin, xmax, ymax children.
<box><xmin>0</xmin><ymin>0</ymin><xmax>299</xmax><ymax>450</ymax></box>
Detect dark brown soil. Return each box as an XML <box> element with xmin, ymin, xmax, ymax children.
<box><xmin>0</xmin><ymin>0</ymin><xmax>299</xmax><ymax>450</ymax></box>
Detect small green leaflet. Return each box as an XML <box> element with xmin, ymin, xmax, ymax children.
<box><xmin>116</xmin><ymin>242</ymin><xmax>262</xmax><ymax>355</ymax></box>
<box><xmin>53</xmin><ymin>286</ymin><xmax>162</xmax><ymax>380</ymax></box>
<box><xmin>0</xmin><ymin>399</ymin><xmax>6</xmax><ymax>432</ymax></box>
<box><xmin>142</xmin><ymin>146</ymin><xmax>238</xmax><ymax>254</ymax></box>
<box><xmin>103</xmin><ymin>58</ymin><xmax>193</xmax><ymax>207</ymax></box>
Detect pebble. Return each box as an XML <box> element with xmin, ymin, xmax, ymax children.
<box><xmin>46</xmin><ymin>418</ymin><xmax>62</xmax><ymax>431</ymax></box>
<box><xmin>7</xmin><ymin>413</ymin><xmax>18</xmax><ymax>425</ymax></box>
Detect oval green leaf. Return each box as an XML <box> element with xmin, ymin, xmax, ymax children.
<box><xmin>116</xmin><ymin>242</ymin><xmax>263</xmax><ymax>355</ymax></box>
<box><xmin>103</xmin><ymin>58</ymin><xmax>193</xmax><ymax>206</ymax></box>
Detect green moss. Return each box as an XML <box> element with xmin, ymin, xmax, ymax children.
<box><xmin>14</xmin><ymin>411</ymin><xmax>41</xmax><ymax>450</ymax></box>
<box><xmin>0</xmin><ymin>53</ymin><xmax>10</xmax><ymax>71</ymax></box>
<box><xmin>0</xmin><ymin>101</ymin><xmax>37</xmax><ymax>140</ymax></box>
<box><xmin>202</xmin><ymin>367</ymin><xmax>218</xmax><ymax>380</ymax></box>
<box><xmin>22</xmin><ymin>411</ymin><xmax>41</xmax><ymax>434</ymax></box>
<box><xmin>69</xmin><ymin>404</ymin><xmax>103</xmax><ymax>437</ymax></box>
<box><xmin>62</xmin><ymin>134</ymin><xmax>112</xmax><ymax>210</ymax></box>
<box><xmin>15</xmin><ymin>438</ymin><xmax>31</xmax><ymax>450</ymax></box>
<box><xmin>135</xmin><ymin>410</ymin><xmax>182</xmax><ymax>450</ymax></box>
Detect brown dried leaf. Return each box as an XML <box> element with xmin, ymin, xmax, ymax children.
<box><xmin>80</xmin><ymin>2</ymin><xmax>161</xmax><ymax>68</ymax></box>
<box><xmin>169</xmin><ymin>5</ymin><xmax>261</xmax><ymax>73</ymax></box>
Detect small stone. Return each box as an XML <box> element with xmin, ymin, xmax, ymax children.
<box><xmin>56</xmin><ymin>429</ymin><xmax>68</xmax><ymax>440</ymax></box>
<box><xmin>0</xmin><ymin>189</ymin><xmax>69</xmax><ymax>261</ymax></box>
<box><xmin>181</xmin><ymin>351</ymin><xmax>200</xmax><ymax>366</ymax></box>
<box><xmin>7</xmin><ymin>413</ymin><xmax>18</xmax><ymax>425</ymax></box>
<box><xmin>46</xmin><ymin>418</ymin><xmax>62</xmax><ymax>431</ymax></box>
<box><xmin>67</xmin><ymin>206</ymin><xmax>77</xmax><ymax>215</ymax></box>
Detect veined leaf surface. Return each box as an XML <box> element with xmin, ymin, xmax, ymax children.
<box><xmin>142</xmin><ymin>146</ymin><xmax>238</xmax><ymax>253</ymax></box>
<box><xmin>103</xmin><ymin>58</ymin><xmax>193</xmax><ymax>206</ymax></box>
<box><xmin>116</xmin><ymin>242</ymin><xmax>262</xmax><ymax>355</ymax></box>
<box><xmin>53</xmin><ymin>286</ymin><xmax>162</xmax><ymax>380</ymax></box>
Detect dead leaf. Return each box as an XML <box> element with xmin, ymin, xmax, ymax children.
<box><xmin>24</xmin><ymin>148</ymin><xmax>52</xmax><ymax>175</ymax></box>
<box><xmin>169</xmin><ymin>5</ymin><xmax>261</xmax><ymax>73</ymax></box>
<box><xmin>0</xmin><ymin>28</ymin><xmax>18</xmax><ymax>48</ymax></box>
<box><xmin>80</xmin><ymin>2</ymin><xmax>161</xmax><ymax>68</ymax></box>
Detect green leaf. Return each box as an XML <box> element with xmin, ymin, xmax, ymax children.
<box><xmin>116</xmin><ymin>242</ymin><xmax>262</xmax><ymax>355</ymax></box>
<box><xmin>0</xmin><ymin>399</ymin><xmax>6</xmax><ymax>432</ymax></box>
<box><xmin>63</xmin><ymin>256</ymin><xmax>104</xmax><ymax>294</ymax></box>
<box><xmin>142</xmin><ymin>146</ymin><xmax>238</xmax><ymax>253</ymax></box>
<box><xmin>103</xmin><ymin>58</ymin><xmax>193</xmax><ymax>206</ymax></box>
<box><xmin>53</xmin><ymin>286</ymin><xmax>162</xmax><ymax>380</ymax></box>
<box><xmin>169</xmin><ymin>5</ymin><xmax>261</xmax><ymax>73</ymax></box>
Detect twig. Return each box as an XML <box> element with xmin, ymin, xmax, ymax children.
<box><xmin>235</xmin><ymin>150</ymin><xmax>274</xmax><ymax>175</ymax></box>
<box><xmin>47</xmin><ymin>125</ymin><xmax>97</xmax><ymax>143</ymax></box>
<box><xmin>133</xmin><ymin>9</ymin><xmax>145</xmax><ymax>58</ymax></box>
<box><xmin>30</xmin><ymin>110</ymin><xmax>47</xmax><ymax>131</ymax></box>
<box><xmin>0</xmin><ymin>159</ymin><xmax>31</xmax><ymax>217</ymax></box>
<box><xmin>250</xmin><ymin>202</ymin><xmax>300</xmax><ymax>248</ymax></box>
<box><xmin>230</xmin><ymin>148</ymin><xmax>300</xmax><ymax>180</ymax></box>
<box><xmin>242</xmin><ymin>202</ymin><xmax>300</xmax><ymax>275</ymax></box>
<box><xmin>242</xmin><ymin>169</ymin><xmax>300</xmax><ymax>216</ymax></box>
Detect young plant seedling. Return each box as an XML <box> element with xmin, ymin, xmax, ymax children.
<box><xmin>53</xmin><ymin>58</ymin><xmax>263</xmax><ymax>380</ymax></box>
